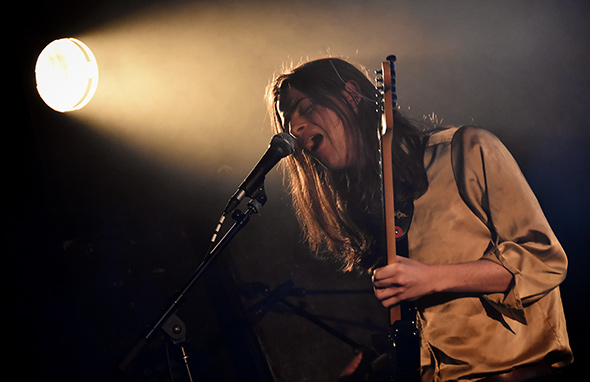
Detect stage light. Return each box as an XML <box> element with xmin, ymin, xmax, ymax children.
<box><xmin>35</xmin><ymin>38</ymin><xmax>99</xmax><ymax>113</ymax></box>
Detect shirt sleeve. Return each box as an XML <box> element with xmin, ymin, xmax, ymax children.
<box><xmin>450</xmin><ymin>126</ymin><xmax>567</xmax><ymax>322</ymax></box>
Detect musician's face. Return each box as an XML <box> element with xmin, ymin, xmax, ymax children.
<box><xmin>280</xmin><ymin>87</ymin><xmax>356</xmax><ymax>170</ymax></box>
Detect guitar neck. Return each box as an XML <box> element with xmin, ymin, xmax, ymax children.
<box><xmin>378</xmin><ymin>57</ymin><xmax>401</xmax><ymax>324</ymax></box>
<box><xmin>377</xmin><ymin>55</ymin><xmax>421</xmax><ymax>382</ymax></box>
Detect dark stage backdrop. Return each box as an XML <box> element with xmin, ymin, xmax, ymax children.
<box><xmin>11</xmin><ymin>1</ymin><xmax>588</xmax><ymax>381</ymax></box>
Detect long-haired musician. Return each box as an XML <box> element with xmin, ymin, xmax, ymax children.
<box><xmin>267</xmin><ymin>57</ymin><xmax>573</xmax><ymax>382</ymax></box>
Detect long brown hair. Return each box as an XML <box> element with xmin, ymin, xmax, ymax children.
<box><xmin>267</xmin><ymin>57</ymin><xmax>429</xmax><ymax>271</ymax></box>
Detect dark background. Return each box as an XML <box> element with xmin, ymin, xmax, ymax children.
<box><xmin>11</xmin><ymin>1</ymin><xmax>589</xmax><ymax>381</ymax></box>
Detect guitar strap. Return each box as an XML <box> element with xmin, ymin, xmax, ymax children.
<box><xmin>394</xmin><ymin>200</ymin><xmax>414</xmax><ymax>243</ymax></box>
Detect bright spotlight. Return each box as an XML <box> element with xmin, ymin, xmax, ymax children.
<box><xmin>35</xmin><ymin>38</ymin><xmax>99</xmax><ymax>113</ymax></box>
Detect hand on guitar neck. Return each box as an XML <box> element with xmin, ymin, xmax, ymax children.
<box><xmin>372</xmin><ymin>257</ymin><xmax>513</xmax><ymax>308</ymax></box>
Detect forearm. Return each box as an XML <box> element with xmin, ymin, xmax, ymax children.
<box><xmin>430</xmin><ymin>259</ymin><xmax>513</xmax><ymax>295</ymax></box>
<box><xmin>372</xmin><ymin>257</ymin><xmax>514</xmax><ymax>307</ymax></box>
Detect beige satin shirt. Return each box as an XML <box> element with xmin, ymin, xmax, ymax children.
<box><xmin>408</xmin><ymin>127</ymin><xmax>573</xmax><ymax>381</ymax></box>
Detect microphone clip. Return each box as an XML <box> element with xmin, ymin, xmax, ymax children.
<box><xmin>232</xmin><ymin>184</ymin><xmax>267</xmax><ymax>220</ymax></box>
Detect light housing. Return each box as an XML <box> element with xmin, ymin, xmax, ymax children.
<box><xmin>35</xmin><ymin>38</ymin><xmax>99</xmax><ymax>113</ymax></box>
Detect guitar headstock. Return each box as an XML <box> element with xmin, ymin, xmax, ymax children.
<box><xmin>375</xmin><ymin>55</ymin><xmax>397</xmax><ymax>136</ymax></box>
<box><xmin>376</xmin><ymin>55</ymin><xmax>400</xmax><ymax>269</ymax></box>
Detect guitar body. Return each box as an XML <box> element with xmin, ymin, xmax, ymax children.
<box><xmin>377</xmin><ymin>56</ymin><xmax>421</xmax><ymax>382</ymax></box>
<box><xmin>388</xmin><ymin>237</ymin><xmax>420</xmax><ymax>382</ymax></box>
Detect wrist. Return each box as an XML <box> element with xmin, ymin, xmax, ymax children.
<box><xmin>429</xmin><ymin>264</ymin><xmax>452</xmax><ymax>294</ymax></box>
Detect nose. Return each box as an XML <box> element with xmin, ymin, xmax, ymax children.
<box><xmin>288</xmin><ymin>114</ymin><xmax>306</xmax><ymax>140</ymax></box>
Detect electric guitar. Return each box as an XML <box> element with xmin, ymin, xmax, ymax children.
<box><xmin>376</xmin><ymin>55</ymin><xmax>421</xmax><ymax>382</ymax></box>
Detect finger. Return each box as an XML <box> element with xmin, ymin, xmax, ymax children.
<box><xmin>382</xmin><ymin>298</ymin><xmax>400</xmax><ymax>308</ymax></box>
<box><xmin>372</xmin><ymin>263</ymin><xmax>400</xmax><ymax>282</ymax></box>
<box><xmin>379</xmin><ymin>293</ymin><xmax>403</xmax><ymax>308</ymax></box>
<box><xmin>373</xmin><ymin>268</ymin><xmax>406</xmax><ymax>288</ymax></box>
<box><xmin>374</xmin><ymin>285</ymin><xmax>404</xmax><ymax>301</ymax></box>
<box><xmin>373</xmin><ymin>277</ymin><xmax>401</xmax><ymax>289</ymax></box>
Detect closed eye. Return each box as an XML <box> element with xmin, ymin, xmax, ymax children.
<box><xmin>297</xmin><ymin>99</ymin><xmax>314</xmax><ymax>117</ymax></box>
<box><xmin>279</xmin><ymin>97</ymin><xmax>314</xmax><ymax>132</ymax></box>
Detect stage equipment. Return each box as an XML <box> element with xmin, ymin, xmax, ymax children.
<box><xmin>35</xmin><ymin>38</ymin><xmax>99</xmax><ymax>112</ymax></box>
<box><xmin>119</xmin><ymin>133</ymin><xmax>294</xmax><ymax>380</ymax></box>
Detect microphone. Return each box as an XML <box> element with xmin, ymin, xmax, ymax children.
<box><xmin>223</xmin><ymin>132</ymin><xmax>295</xmax><ymax>214</ymax></box>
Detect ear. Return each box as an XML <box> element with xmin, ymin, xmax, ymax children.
<box><xmin>342</xmin><ymin>81</ymin><xmax>362</xmax><ymax>111</ymax></box>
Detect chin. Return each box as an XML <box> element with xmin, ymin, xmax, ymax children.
<box><xmin>315</xmin><ymin>153</ymin><xmax>353</xmax><ymax>171</ymax></box>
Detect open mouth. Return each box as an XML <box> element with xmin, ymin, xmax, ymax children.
<box><xmin>307</xmin><ymin>134</ymin><xmax>323</xmax><ymax>153</ymax></box>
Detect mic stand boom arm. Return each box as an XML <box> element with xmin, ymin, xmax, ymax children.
<box><xmin>119</xmin><ymin>185</ymin><xmax>268</xmax><ymax>373</ymax></box>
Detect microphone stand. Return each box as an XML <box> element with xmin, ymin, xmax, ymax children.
<box><xmin>118</xmin><ymin>185</ymin><xmax>269</xmax><ymax>378</ymax></box>
<box><xmin>246</xmin><ymin>280</ymin><xmax>365</xmax><ymax>351</ymax></box>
